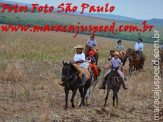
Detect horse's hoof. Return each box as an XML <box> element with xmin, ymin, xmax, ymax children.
<box><xmin>64</xmin><ymin>107</ymin><xmax>67</xmax><ymax>110</ymax></box>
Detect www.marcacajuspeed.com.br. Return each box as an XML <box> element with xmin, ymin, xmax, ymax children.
<box><xmin>1</xmin><ymin>21</ymin><xmax>154</xmax><ymax>38</ymax></box>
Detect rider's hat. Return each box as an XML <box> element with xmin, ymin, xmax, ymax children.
<box><xmin>113</xmin><ymin>51</ymin><xmax>120</xmax><ymax>56</ymax></box>
<box><xmin>117</xmin><ymin>40</ymin><xmax>122</xmax><ymax>43</ymax></box>
<box><xmin>89</xmin><ymin>51</ymin><xmax>95</xmax><ymax>55</ymax></box>
<box><xmin>138</xmin><ymin>38</ymin><xmax>143</xmax><ymax>42</ymax></box>
<box><xmin>74</xmin><ymin>45</ymin><xmax>83</xmax><ymax>49</ymax></box>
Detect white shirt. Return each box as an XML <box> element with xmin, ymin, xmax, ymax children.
<box><xmin>116</xmin><ymin>44</ymin><xmax>124</xmax><ymax>51</ymax></box>
<box><xmin>111</xmin><ymin>57</ymin><xmax>122</xmax><ymax>68</ymax></box>
<box><xmin>134</xmin><ymin>42</ymin><xmax>144</xmax><ymax>51</ymax></box>
<box><xmin>73</xmin><ymin>52</ymin><xmax>85</xmax><ymax>67</ymax></box>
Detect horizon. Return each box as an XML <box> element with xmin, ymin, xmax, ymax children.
<box><xmin>1</xmin><ymin>0</ymin><xmax>163</xmax><ymax>20</ymax></box>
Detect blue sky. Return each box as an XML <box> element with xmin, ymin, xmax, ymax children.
<box><xmin>2</xmin><ymin>0</ymin><xmax>163</xmax><ymax>20</ymax></box>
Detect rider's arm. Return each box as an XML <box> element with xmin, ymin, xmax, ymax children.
<box><xmin>93</xmin><ymin>40</ymin><xmax>97</xmax><ymax>46</ymax></box>
<box><xmin>120</xmin><ymin>64</ymin><xmax>124</xmax><ymax>69</ymax></box>
<box><xmin>75</xmin><ymin>60</ymin><xmax>85</xmax><ymax>63</ymax></box>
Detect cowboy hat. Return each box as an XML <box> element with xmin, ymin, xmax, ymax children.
<box><xmin>74</xmin><ymin>45</ymin><xmax>83</xmax><ymax>49</ymax></box>
<box><xmin>117</xmin><ymin>40</ymin><xmax>122</xmax><ymax>43</ymax></box>
<box><xmin>88</xmin><ymin>51</ymin><xmax>95</xmax><ymax>55</ymax></box>
<box><xmin>113</xmin><ymin>51</ymin><xmax>120</xmax><ymax>56</ymax></box>
<box><xmin>138</xmin><ymin>38</ymin><xmax>143</xmax><ymax>42</ymax></box>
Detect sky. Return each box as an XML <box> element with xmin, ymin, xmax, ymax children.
<box><xmin>2</xmin><ymin>0</ymin><xmax>163</xmax><ymax>20</ymax></box>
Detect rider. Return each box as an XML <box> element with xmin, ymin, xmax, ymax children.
<box><xmin>116</xmin><ymin>40</ymin><xmax>124</xmax><ymax>56</ymax></box>
<box><xmin>134</xmin><ymin>38</ymin><xmax>144</xmax><ymax>59</ymax></box>
<box><xmin>99</xmin><ymin>52</ymin><xmax>128</xmax><ymax>90</ymax></box>
<box><xmin>86</xmin><ymin>51</ymin><xmax>99</xmax><ymax>79</ymax></box>
<box><xmin>58</xmin><ymin>45</ymin><xmax>89</xmax><ymax>86</ymax></box>
<box><xmin>86</xmin><ymin>35</ymin><xmax>97</xmax><ymax>51</ymax></box>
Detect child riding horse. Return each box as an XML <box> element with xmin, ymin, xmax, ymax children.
<box><xmin>99</xmin><ymin>52</ymin><xmax>128</xmax><ymax>89</ymax></box>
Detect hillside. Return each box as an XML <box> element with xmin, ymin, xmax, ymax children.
<box><xmin>0</xmin><ymin>2</ymin><xmax>163</xmax><ymax>44</ymax></box>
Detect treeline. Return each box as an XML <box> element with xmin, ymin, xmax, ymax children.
<box><xmin>0</xmin><ymin>15</ymin><xmax>162</xmax><ymax>44</ymax></box>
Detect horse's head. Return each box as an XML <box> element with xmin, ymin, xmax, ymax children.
<box><xmin>125</xmin><ymin>48</ymin><xmax>133</xmax><ymax>58</ymax></box>
<box><xmin>61</xmin><ymin>61</ymin><xmax>78</xmax><ymax>85</ymax></box>
<box><xmin>109</xmin><ymin>66</ymin><xmax>119</xmax><ymax>78</ymax></box>
<box><xmin>110</xmin><ymin>50</ymin><xmax>115</xmax><ymax>57</ymax></box>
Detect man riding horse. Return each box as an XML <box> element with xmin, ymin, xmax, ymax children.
<box><xmin>85</xmin><ymin>35</ymin><xmax>99</xmax><ymax>65</ymax></box>
<box><xmin>134</xmin><ymin>38</ymin><xmax>144</xmax><ymax>69</ymax></box>
<box><xmin>99</xmin><ymin>52</ymin><xmax>128</xmax><ymax>89</ymax></box>
<box><xmin>58</xmin><ymin>45</ymin><xmax>90</xmax><ymax>87</ymax></box>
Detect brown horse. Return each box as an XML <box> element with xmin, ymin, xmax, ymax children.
<box><xmin>85</xmin><ymin>45</ymin><xmax>99</xmax><ymax>65</ymax></box>
<box><xmin>125</xmin><ymin>48</ymin><xmax>146</xmax><ymax>75</ymax></box>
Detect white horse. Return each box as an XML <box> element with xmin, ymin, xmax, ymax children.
<box><xmin>84</xmin><ymin>60</ymin><xmax>100</xmax><ymax>105</ymax></box>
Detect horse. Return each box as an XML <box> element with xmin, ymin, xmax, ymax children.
<box><xmin>108</xmin><ymin>50</ymin><xmax>115</xmax><ymax>61</ymax></box>
<box><xmin>123</xmin><ymin>48</ymin><xmax>133</xmax><ymax>66</ymax></box>
<box><xmin>104</xmin><ymin>66</ymin><xmax>122</xmax><ymax>107</ymax></box>
<box><xmin>61</xmin><ymin>61</ymin><xmax>92</xmax><ymax>110</ymax></box>
<box><xmin>85</xmin><ymin>45</ymin><xmax>99</xmax><ymax>65</ymax></box>
<box><xmin>84</xmin><ymin>60</ymin><xmax>101</xmax><ymax>105</ymax></box>
<box><xmin>125</xmin><ymin>48</ymin><xmax>146</xmax><ymax>75</ymax></box>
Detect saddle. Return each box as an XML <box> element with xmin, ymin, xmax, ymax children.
<box><xmin>106</xmin><ymin>68</ymin><xmax>126</xmax><ymax>83</ymax></box>
<box><xmin>73</xmin><ymin>64</ymin><xmax>90</xmax><ymax>82</ymax></box>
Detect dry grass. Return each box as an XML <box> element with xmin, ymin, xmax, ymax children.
<box><xmin>0</xmin><ymin>61</ymin><xmax>25</xmax><ymax>83</ymax></box>
<box><xmin>0</xmin><ymin>30</ymin><xmax>162</xmax><ymax>121</ymax></box>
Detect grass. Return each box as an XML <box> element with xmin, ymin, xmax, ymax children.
<box><xmin>0</xmin><ymin>29</ymin><xmax>162</xmax><ymax>121</ymax></box>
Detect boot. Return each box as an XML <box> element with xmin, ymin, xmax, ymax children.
<box><xmin>58</xmin><ymin>81</ymin><xmax>64</xmax><ymax>86</ymax></box>
<box><xmin>121</xmin><ymin>80</ymin><xmax>128</xmax><ymax>90</ymax></box>
<box><xmin>98</xmin><ymin>81</ymin><xmax>106</xmax><ymax>89</ymax></box>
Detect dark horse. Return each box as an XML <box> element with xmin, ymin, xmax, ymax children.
<box><xmin>85</xmin><ymin>45</ymin><xmax>99</xmax><ymax>65</ymax></box>
<box><xmin>61</xmin><ymin>61</ymin><xmax>92</xmax><ymax>110</ymax></box>
<box><xmin>104</xmin><ymin>66</ymin><xmax>121</xmax><ymax>107</ymax></box>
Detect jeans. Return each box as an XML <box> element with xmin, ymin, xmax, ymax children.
<box><xmin>81</xmin><ymin>67</ymin><xmax>86</xmax><ymax>84</ymax></box>
<box><xmin>102</xmin><ymin>69</ymin><xmax>125</xmax><ymax>83</ymax></box>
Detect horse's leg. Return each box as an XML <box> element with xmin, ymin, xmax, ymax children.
<box><xmin>71</xmin><ymin>89</ymin><xmax>77</xmax><ymax>108</ymax></box>
<box><xmin>95</xmin><ymin>53</ymin><xmax>98</xmax><ymax>65</ymax></box>
<box><xmin>113</xmin><ymin>90</ymin><xmax>116</xmax><ymax>107</ymax></box>
<box><xmin>79</xmin><ymin>88</ymin><xmax>83</xmax><ymax>107</ymax></box>
<box><xmin>64</xmin><ymin>88</ymin><xmax>69</xmax><ymax>110</ymax></box>
<box><xmin>90</xmin><ymin>80</ymin><xmax>98</xmax><ymax>99</ymax></box>
<box><xmin>82</xmin><ymin>87</ymin><xmax>88</xmax><ymax>106</ymax></box>
<box><xmin>113</xmin><ymin>79</ymin><xmax>117</xmax><ymax>107</ymax></box>
<box><xmin>116</xmin><ymin>92</ymin><xmax>118</xmax><ymax>106</ymax></box>
<box><xmin>104</xmin><ymin>86</ymin><xmax>110</xmax><ymax>108</ymax></box>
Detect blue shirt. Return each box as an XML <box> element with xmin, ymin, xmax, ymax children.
<box><xmin>111</xmin><ymin>57</ymin><xmax>122</xmax><ymax>68</ymax></box>
<box><xmin>87</xmin><ymin>39</ymin><xmax>97</xmax><ymax>48</ymax></box>
<box><xmin>116</xmin><ymin>44</ymin><xmax>124</xmax><ymax>51</ymax></box>
<box><xmin>134</xmin><ymin>42</ymin><xmax>144</xmax><ymax>51</ymax></box>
